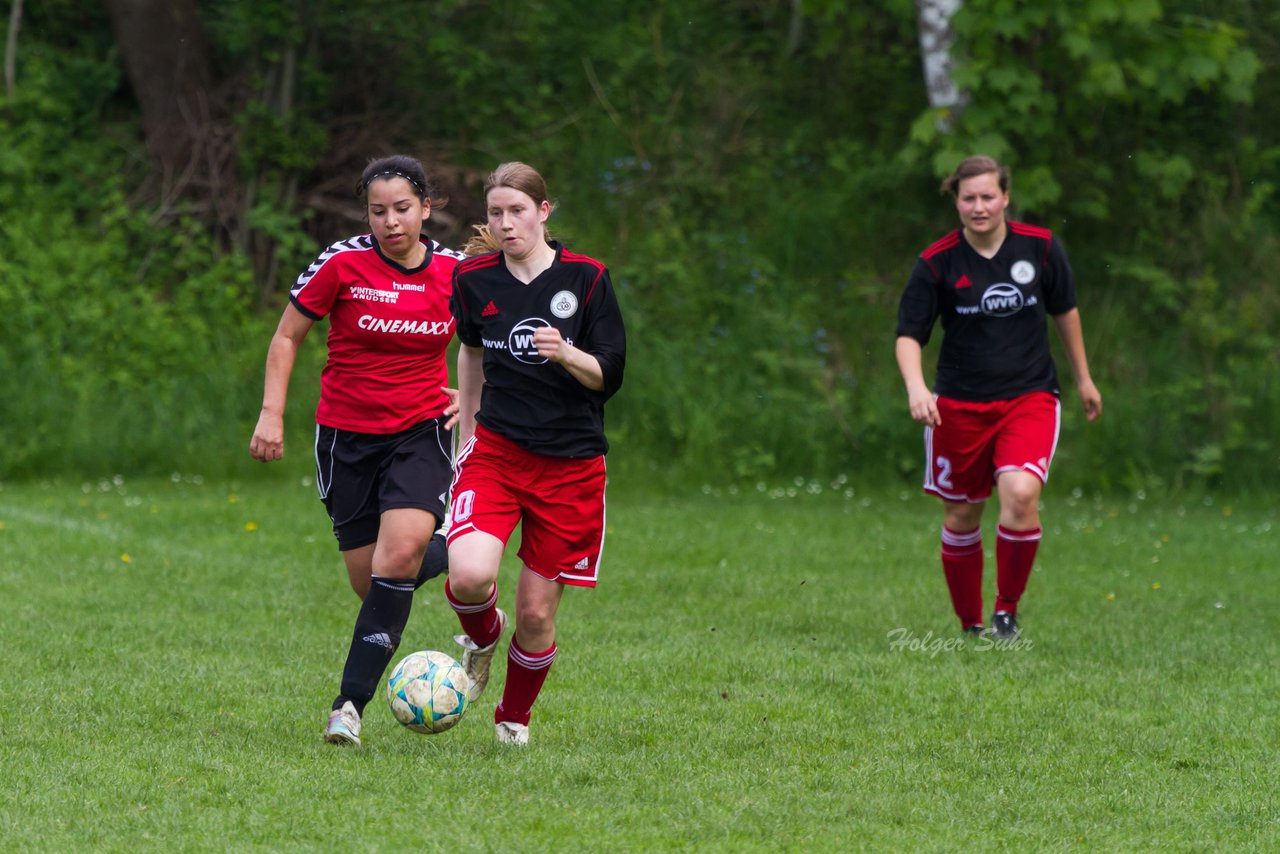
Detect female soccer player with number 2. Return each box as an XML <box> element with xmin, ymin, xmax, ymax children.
<box><xmin>895</xmin><ymin>155</ymin><xmax>1101</xmax><ymax>639</ymax></box>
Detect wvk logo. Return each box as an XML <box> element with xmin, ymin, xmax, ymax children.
<box><xmin>509</xmin><ymin>317</ymin><xmax>552</xmax><ymax>364</ymax></box>
<box><xmin>980</xmin><ymin>283</ymin><xmax>1025</xmax><ymax>317</ymax></box>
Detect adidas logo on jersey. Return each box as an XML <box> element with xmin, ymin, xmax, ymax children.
<box><xmin>482</xmin><ymin>300</ymin><xmax>499</xmax><ymax>317</ymax></box>
<box><xmin>574</xmin><ymin>557</ymin><xmax>590</xmax><ymax>570</ymax></box>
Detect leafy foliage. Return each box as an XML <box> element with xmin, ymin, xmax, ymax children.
<box><xmin>2</xmin><ymin>0</ymin><xmax>1278</xmax><ymax>488</ymax></box>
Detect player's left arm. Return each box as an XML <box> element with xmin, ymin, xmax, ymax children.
<box><xmin>1051</xmin><ymin>308</ymin><xmax>1102</xmax><ymax>421</ymax></box>
<box><xmin>534</xmin><ymin>326</ymin><xmax>605</xmax><ymax>390</ymax></box>
<box><xmin>533</xmin><ymin>267</ymin><xmax>626</xmax><ymax>397</ymax></box>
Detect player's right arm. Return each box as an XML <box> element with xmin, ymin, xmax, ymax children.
<box><xmin>895</xmin><ymin>335</ymin><xmax>941</xmax><ymax>427</ymax></box>
<box><xmin>250</xmin><ymin>303</ymin><xmax>314</xmax><ymax>462</ymax></box>
<box><xmin>895</xmin><ymin>256</ymin><xmax>942</xmax><ymax>428</ymax></box>
<box><xmin>454</xmin><ymin>344</ymin><xmax>485</xmax><ymax>451</ymax></box>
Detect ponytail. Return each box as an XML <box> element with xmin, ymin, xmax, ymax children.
<box><xmin>462</xmin><ymin>224</ymin><xmax>503</xmax><ymax>256</ymax></box>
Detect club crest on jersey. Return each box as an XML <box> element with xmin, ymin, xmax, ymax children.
<box><xmin>1010</xmin><ymin>260</ymin><xmax>1036</xmax><ymax>285</ymax></box>
<box><xmin>550</xmin><ymin>290</ymin><xmax>578</xmax><ymax>319</ymax></box>
<box><xmin>509</xmin><ymin>317</ymin><xmax>552</xmax><ymax>364</ymax></box>
<box><xmin>980</xmin><ymin>283</ymin><xmax>1025</xmax><ymax>317</ymax></box>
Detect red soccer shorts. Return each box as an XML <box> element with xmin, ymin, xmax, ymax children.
<box><xmin>922</xmin><ymin>391</ymin><xmax>1061</xmax><ymax>503</ymax></box>
<box><xmin>448</xmin><ymin>424</ymin><xmax>607</xmax><ymax>587</ymax></box>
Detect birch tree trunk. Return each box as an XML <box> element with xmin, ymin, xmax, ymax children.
<box><xmin>916</xmin><ymin>0</ymin><xmax>966</xmax><ymax>130</ymax></box>
<box><xmin>5</xmin><ymin>0</ymin><xmax>22</xmax><ymax>98</ymax></box>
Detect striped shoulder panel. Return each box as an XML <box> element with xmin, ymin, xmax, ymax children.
<box><xmin>921</xmin><ymin>230</ymin><xmax>961</xmax><ymax>261</ymax></box>
<box><xmin>560</xmin><ymin>249</ymin><xmax>606</xmax><ymax>274</ymax></box>
<box><xmin>1009</xmin><ymin>221</ymin><xmax>1053</xmax><ymax>264</ymax></box>
<box><xmin>292</xmin><ymin>235</ymin><xmax>375</xmax><ymax>294</ymax></box>
<box><xmin>560</xmin><ymin>249</ymin><xmax>607</xmax><ymax>289</ymax></box>
<box><xmin>1009</xmin><ymin>221</ymin><xmax>1052</xmax><ymax>241</ymax></box>
<box><xmin>457</xmin><ymin>252</ymin><xmax>502</xmax><ymax>275</ymax></box>
<box><xmin>429</xmin><ymin>240</ymin><xmax>467</xmax><ymax>261</ymax></box>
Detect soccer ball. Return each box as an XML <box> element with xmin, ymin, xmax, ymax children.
<box><xmin>386</xmin><ymin>650</ymin><xmax>471</xmax><ymax>734</ymax></box>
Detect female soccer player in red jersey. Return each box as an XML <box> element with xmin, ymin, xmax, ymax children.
<box><xmin>895</xmin><ymin>155</ymin><xmax>1102</xmax><ymax>640</ymax></box>
<box><xmin>249</xmin><ymin>154</ymin><xmax>464</xmax><ymax>745</ymax></box>
<box><xmin>445</xmin><ymin>162</ymin><xmax>626</xmax><ymax>745</ymax></box>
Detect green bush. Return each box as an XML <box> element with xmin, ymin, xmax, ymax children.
<box><xmin>3</xmin><ymin>0</ymin><xmax>1279</xmax><ymax>491</ymax></box>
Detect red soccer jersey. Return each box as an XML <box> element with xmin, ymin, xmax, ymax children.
<box><xmin>291</xmin><ymin>235</ymin><xmax>464</xmax><ymax>433</ymax></box>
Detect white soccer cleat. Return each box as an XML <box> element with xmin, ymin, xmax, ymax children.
<box><xmin>495</xmin><ymin>720</ymin><xmax>529</xmax><ymax>745</ymax></box>
<box><xmin>454</xmin><ymin>608</ymin><xmax>507</xmax><ymax>701</ymax></box>
<box><xmin>324</xmin><ymin>700</ymin><xmax>362</xmax><ymax>746</ymax></box>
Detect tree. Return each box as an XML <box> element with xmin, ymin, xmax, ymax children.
<box><xmin>4</xmin><ymin>0</ymin><xmax>21</xmax><ymax>97</ymax></box>
<box><xmin>916</xmin><ymin>0</ymin><xmax>965</xmax><ymax>130</ymax></box>
<box><xmin>101</xmin><ymin>0</ymin><xmax>238</xmax><ymax>229</ymax></box>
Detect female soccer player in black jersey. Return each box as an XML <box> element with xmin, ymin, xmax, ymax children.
<box><xmin>444</xmin><ymin>162</ymin><xmax>626</xmax><ymax>745</ymax></box>
<box><xmin>249</xmin><ymin>155</ymin><xmax>464</xmax><ymax>745</ymax></box>
<box><xmin>895</xmin><ymin>155</ymin><xmax>1102</xmax><ymax>640</ymax></box>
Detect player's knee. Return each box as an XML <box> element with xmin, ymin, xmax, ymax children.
<box><xmin>445</xmin><ymin>555</ymin><xmax>498</xmax><ymax>598</ymax></box>
<box><xmin>371</xmin><ymin>540</ymin><xmax>426</xmax><ymax>580</ymax></box>
<box><xmin>515</xmin><ymin>602</ymin><xmax>556</xmax><ymax>638</ymax></box>
<box><xmin>944</xmin><ymin>504</ymin><xmax>983</xmax><ymax>532</ymax></box>
<box><xmin>1002</xmin><ymin>487</ymin><xmax>1041</xmax><ymax>522</ymax></box>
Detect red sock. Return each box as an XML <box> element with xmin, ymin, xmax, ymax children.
<box><xmin>996</xmin><ymin>524</ymin><xmax>1042</xmax><ymax>615</ymax></box>
<box><xmin>495</xmin><ymin>639</ymin><xmax>557</xmax><ymax>727</ymax></box>
<box><xmin>941</xmin><ymin>526</ymin><xmax>984</xmax><ymax>629</ymax></box>
<box><xmin>445</xmin><ymin>579</ymin><xmax>502</xmax><ymax>647</ymax></box>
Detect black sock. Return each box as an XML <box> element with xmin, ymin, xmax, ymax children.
<box><xmin>415</xmin><ymin>532</ymin><xmax>448</xmax><ymax>589</ymax></box>
<box><xmin>335</xmin><ymin>576</ymin><xmax>414</xmax><ymax>715</ymax></box>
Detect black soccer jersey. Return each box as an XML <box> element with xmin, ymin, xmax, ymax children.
<box><xmin>896</xmin><ymin>222</ymin><xmax>1077</xmax><ymax>402</ymax></box>
<box><xmin>451</xmin><ymin>242</ymin><xmax>626</xmax><ymax>458</ymax></box>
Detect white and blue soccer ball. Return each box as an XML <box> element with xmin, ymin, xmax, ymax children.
<box><xmin>387</xmin><ymin>650</ymin><xmax>471</xmax><ymax>734</ymax></box>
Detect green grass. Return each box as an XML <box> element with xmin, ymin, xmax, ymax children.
<box><xmin>1</xmin><ymin>475</ymin><xmax>1277</xmax><ymax>851</ymax></box>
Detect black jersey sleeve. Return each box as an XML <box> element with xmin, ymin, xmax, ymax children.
<box><xmin>579</xmin><ymin>267</ymin><xmax>627</xmax><ymax>401</ymax></box>
<box><xmin>1042</xmin><ymin>236</ymin><xmax>1078</xmax><ymax>315</ymax></box>
<box><xmin>895</xmin><ymin>256</ymin><xmax>941</xmax><ymax>346</ymax></box>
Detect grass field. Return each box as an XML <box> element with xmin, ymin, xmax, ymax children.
<box><xmin>1</xmin><ymin>474</ymin><xmax>1277</xmax><ymax>851</ymax></box>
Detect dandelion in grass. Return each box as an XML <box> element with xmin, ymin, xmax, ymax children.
<box><xmin>1151</xmin><ymin>582</ymin><xmax>1161</xmax><ymax>590</ymax></box>
<box><xmin>121</xmin><ymin>553</ymin><xmax>132</xmax><ymax>563</ymax></box>
<box><xmin>228</xmin><ymin>495</ymin><xmax>239</xmax><ymax>504</ymax></box>
<box><xmin>244</xmin><ymin>521</ymin><xmax>258</xmax><ymax>532</ymax></box>
<box><xmin>1105</xmin><ymin>592</ymin><xmax>1116</xmax><ymax>602</ymax></box>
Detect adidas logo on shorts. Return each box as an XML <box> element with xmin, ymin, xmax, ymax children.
<box><xmin>574</xmin><ymin>557</ymin><xmax>589</xmax><ymax>570</ymax></box>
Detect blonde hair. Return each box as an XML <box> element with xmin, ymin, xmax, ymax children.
<box><xmin>463</xmin><ymin>161</ymin><xmax>557</xmax><ymax>256</ymax></box>
<box><xmin>940</xmin><ymin>155</ymin><xmax>1010</xmax><ymax>197</ymax></box>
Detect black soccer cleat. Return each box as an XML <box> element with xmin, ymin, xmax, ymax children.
<box><xmin>963</xmin><ymin>624</ymin><xmax>986</xmax><ymax>637</ymax></box>
<box><xmin>990</xmin><ymin>611</ymin><xmax>1020</xmax><ymax>640</ymax></box>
